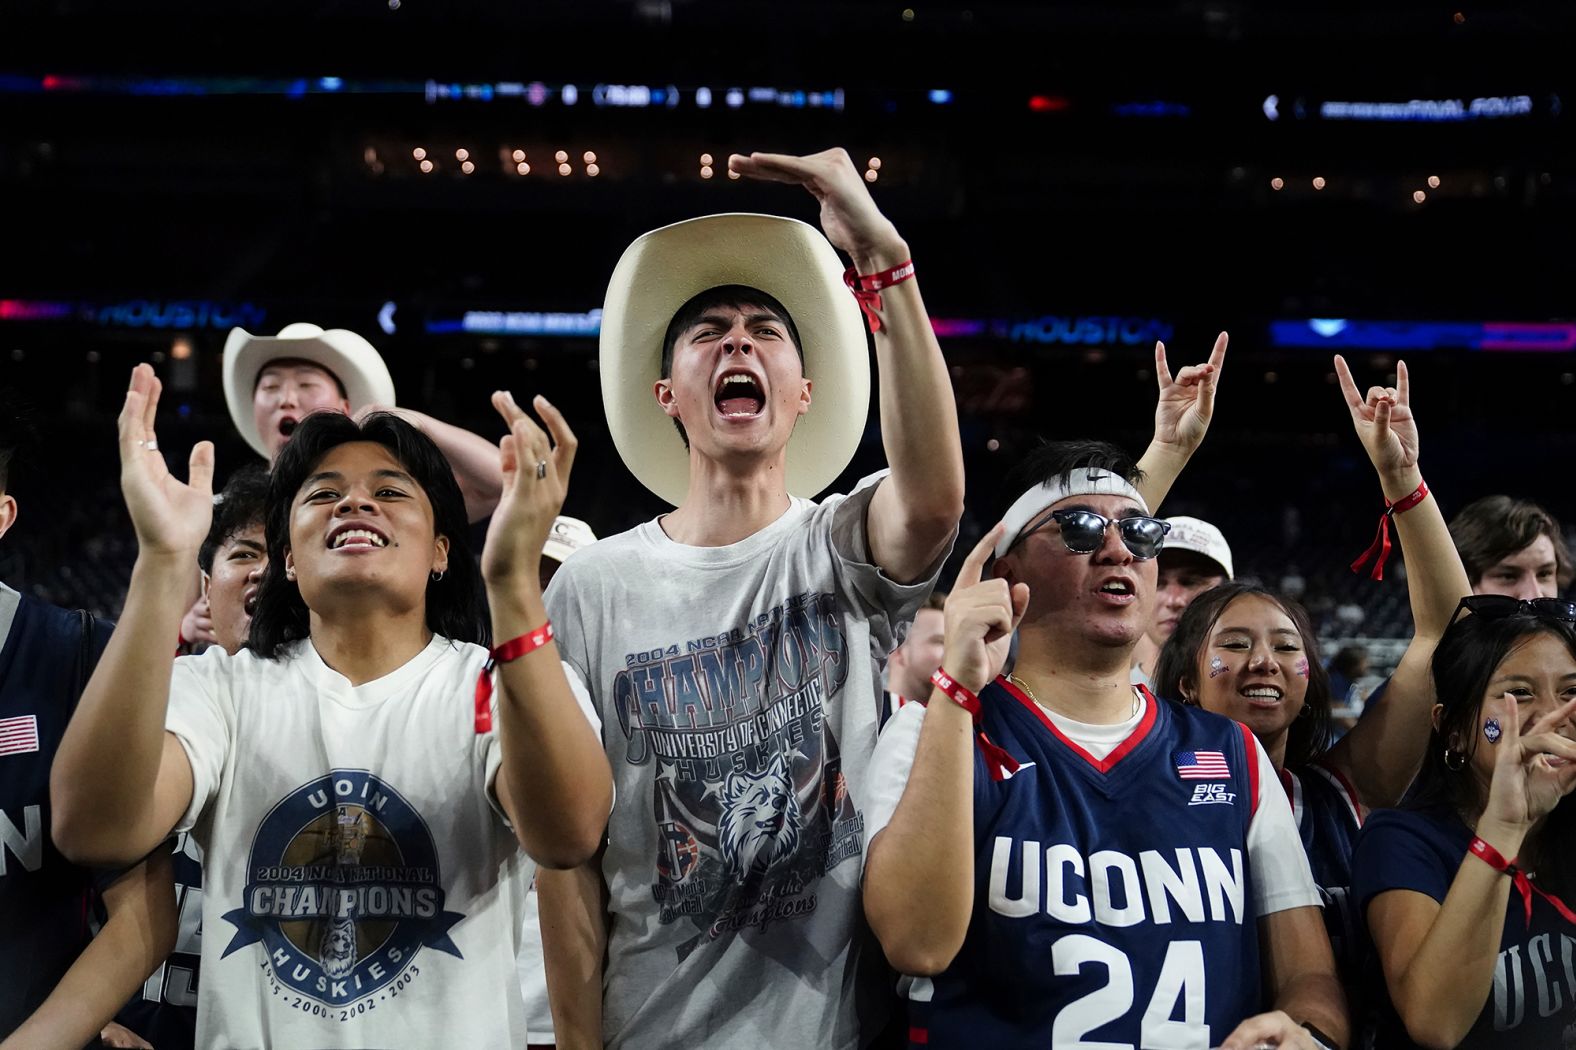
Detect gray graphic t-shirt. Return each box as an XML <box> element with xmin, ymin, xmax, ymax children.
<box><xmin>546</xmin><ymin>474</ymin><xmax>946</xmax><ymax>1049</ymax></box>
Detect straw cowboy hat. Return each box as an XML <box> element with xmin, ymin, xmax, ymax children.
<box><xmin>222</xmin><ymin>323</ymin><xmax>397</xmax><ymax>458</ymax></box>
<box><xmin>599</xmin><ymin>213</ymin><xmax>871</xmax><ymax>506</ymax></box>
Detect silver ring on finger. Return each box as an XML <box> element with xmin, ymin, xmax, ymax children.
<box><xmin>139</xmin><ymin>439</ymin><xmax>160</xmax><ymax>452</ymax></box>
<box><xmin>535</xmin><ymin>460</ymin><xmax>548</xmax><ymax>479</ymax></box>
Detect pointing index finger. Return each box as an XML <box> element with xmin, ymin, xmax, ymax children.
<box><xmin>956</xmin><ymin>523</ymin><xmax>1004</xmax><ymax>590</ymax></box>
<box><xmin>1396</xmin><ymin>359</ymin><xmax>1411</xmax><ymax>406</ymax></box>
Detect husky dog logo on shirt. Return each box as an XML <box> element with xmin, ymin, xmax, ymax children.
<box><xmin>718</xmin><ymin>754</ymin><xmax>802</xmax><ymax>884</ymax></box>
<box><xmin>221</xmin><ymin>771</ymin><xmax>467</xmax><ymax>1011</ymax></box>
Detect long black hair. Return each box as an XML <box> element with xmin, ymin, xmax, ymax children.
<box><xmin>1410</xmin><ymin>611</ymin><xmax>1576</xmax><ymax>898</ymax></box>
<box><xmin>248</xmin><ymin>411</ymin><xmax>489</xmax><ymax>656</ymax></box>
<box><xmin>1153</xmin><ymin>582</ymin><xmax>1333</xmax><ymax>771</ymax></box>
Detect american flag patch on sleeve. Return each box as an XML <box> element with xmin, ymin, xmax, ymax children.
<box><xmin>0</xmin><ymin>715</ymin><xmax>39</xmax><ymax>757</ymax></box>
<box><xmin>1175</xmin><ymin>750</ymin><xmax>1230</xmax><ymax>780</ymax></box>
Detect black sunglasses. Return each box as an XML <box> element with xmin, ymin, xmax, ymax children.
<box><xmin>1452</xmin><ymin>595</ymin><xmax>1576</xmax><ymax>623</ymax></box>
<box><xmin>1016</xmin><ymin>508</ymin><xmax>1171</xmax><ymax>561</ymax></box>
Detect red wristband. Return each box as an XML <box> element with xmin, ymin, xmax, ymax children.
<box><xmin>1349</xmin><ymin>479</ymin><xmax>1428</xmax><ymax>581</ymax></box>
<box><xmin>843</xmin><ymin>259</ymin><xmax>915</xmax><ymax>334</ymax></box>
<box><xmin>930</xmin><ymin>667</ymin><xmax>1021</xmax><ymax>782</ymax></box>
<box><xmin>1470</xmin><ymin>834</ymin><xmax>1576</xmax><ymax>927</ymax></box>
<box><xmin>930</xmin><ymin>667</ymin><xmax>981</xmax><ymax>716</ymax></box>
<box><xmin>474</xmin><ymin>621</ymin><xmax>555</xmax><ymax>733</ymax></box>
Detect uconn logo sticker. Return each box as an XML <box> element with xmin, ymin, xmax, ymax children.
<box><xmin>221</xmin><ymin>771</ymin><xmax>466</xmax><ymax>1009</ymax></box>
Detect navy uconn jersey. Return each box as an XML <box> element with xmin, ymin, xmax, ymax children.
<box><xmin>909</xmin><ymin>682</ymin><xmax>1265</xmax><ymax>1049</ymax></box>
<box><xmin>1281</xmin><ymin>765</ymin><xmax>1362</xmax><ymax>990</ymax></box>
<box><xmin>0</xmin><ymin>591</ymin><xmax>111</xmax><ymax>1034</ymax></box>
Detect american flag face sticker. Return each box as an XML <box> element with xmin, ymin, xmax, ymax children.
<box><xmin>1175</xmin><ymin>750</ymin><xmax>1230</xmax><ymax>780</ymax></box>
<box><xmin>0</xmin><ymin>715</ymin><xmax>39</xmax><ymax>757</ymax></box>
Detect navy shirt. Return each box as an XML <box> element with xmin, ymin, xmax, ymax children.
<box><xmin>1352</xmin><ymin>807</ymin><xmax>1576</xmax><ymax>1049</ymax></box>
<box><xmin>114</xmin><ymin>832</ymin><xmax>201</xmax><ymax>1050</ymax></box>
<box><xmin>0</xmin><ymin>589</ymin><xmax>112</xmax><ymax>1036</ymax></box>
<box><xmin>1283</xmin><ymin>764</ymin><xmax>1364</xmax><ymax>991</ymax></box>
<box><xmin>908</xmin><ymin>682</ymin><xmax>1270</xmax><ymax>1048</ymax></box>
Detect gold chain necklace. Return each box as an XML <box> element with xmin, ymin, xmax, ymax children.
<box><xmin>1007</xmin><ymin>673</ymin><xmax>1141</xmax><ymax>720</ymax></box>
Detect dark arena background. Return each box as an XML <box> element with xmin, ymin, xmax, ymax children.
<box><xmin>2</xmin><ymin>0</ymin><xmax>1573</xmax><ymax>694</ymax></box>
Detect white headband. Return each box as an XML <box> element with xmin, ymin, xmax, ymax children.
<box><xmin>995</xmin><ymin>471</ymin><xmax>1151</xmax><ymax>558</ymax></box>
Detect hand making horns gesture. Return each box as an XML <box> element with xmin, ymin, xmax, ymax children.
<box><xmin>1334</xmin><ymin>355</ymin><xmax>1419</xmax><ymax>475</ymax></box>
<box><xmin>1151</xmin><ymin>332</ymin><xmax>1228</xmax><ymax>458</ymax></box>
<box><xmin>1480</xmin><ymin>691</ymin><xmax>1576</xmax><ymax>833</ymax></box>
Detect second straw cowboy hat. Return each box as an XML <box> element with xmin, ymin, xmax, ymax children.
<box><xmin>222</xmin><ymin>323</ymin><xmax>398</xmax><ymax>459</ymax></box>
<box><xmin>599</xmin><ymin>213</ymin><xmax>872</xmax><ymax>507</ymax></box>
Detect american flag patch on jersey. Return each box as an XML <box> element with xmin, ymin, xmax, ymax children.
<box><xmin>1175</xmin><ymin>750</ymin><xmax>1229</xmax><ymax>780</ymax></box>
<box><xmin>0</xmin><ymin>715</ymin><xmax>39</xmax><ymax>756</ymax></box>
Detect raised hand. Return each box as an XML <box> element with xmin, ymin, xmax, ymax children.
<box><xmin>1334</xmin><ymin>355</ymin><xmax>1418</xmax><ymax>475</ymax></box>
<box><xmin>118</xmin><ymin>363</ymin><xmax>215</xmax><ymax>556</ymax></box>
<box><xmin>941</xmin><ymin>525</ymin><xmax>1030</xmax><ymax>693</ymax></box>
<box><xmin>1151</xmin><ymin>333</ymin><xmax>1227</xmax><ymax>456</ymax></box>
<box><xmin>727</xmin><ymin>148</ymin><xmax>906</xmax><ymax>265</ymax></box>
<box><xmin>480</xmin><ymin>391</ymin><xmax>576</xmax><ymax>587</ymax></box>
<box><xmin>1480</xmin><ymin>692</ymin><xmax>1576</xmax><ymax>835</ymax></box>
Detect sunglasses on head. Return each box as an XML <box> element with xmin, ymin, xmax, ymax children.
<box><xmin>1016</xmin><ymin>508</ymin><xmax>1171</xmax><ymax>561</ymax></box>
<box><xmin>1452</xmin><ymin>595</ymin><xmax>1576</xmax><ymax>623</ymax></box>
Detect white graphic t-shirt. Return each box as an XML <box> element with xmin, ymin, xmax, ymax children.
<box><xmin>546</xmin><ymin>474</ymin><xmax>949</xmax><ymax>1050</ymax></box>
<box><xmin>165</xmin><ymin>634</ymin><xmax>599</xmax><ymax>1049</ymax></box>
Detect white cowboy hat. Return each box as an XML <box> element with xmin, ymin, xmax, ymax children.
<box><xmin>599</xmin><ymin>213</ymin><xmax>871</xmax><ymax>506</ymax></box>
<box><xmin>222</xmin><ymin>322</ymin><xmax>397</xmax><ymax>459</ymax></box>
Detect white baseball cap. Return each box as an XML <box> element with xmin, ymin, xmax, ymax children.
<box><xmin>1161</xmin><ymin>515</ymin><xmax>1234</xmax><ymax>579</ymax></box>
<box><xmin>542</xmin><ymin>515</ymin><xmax>598</xmax><ymax>565</ymax></box>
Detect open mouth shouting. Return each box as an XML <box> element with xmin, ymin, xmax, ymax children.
<box><xmin>278</xmin><ymin>415</ymin><xmax>300</xmax><ymax>438</ymax></box>
<box><xmin>242</xmin><ymin>586</ymin><xmax>260</xmax><ymax>616</ymax></box>
<box><xmin>713</xmin><ymin>369</ymin><xmax>767</xmax><ymax>420</ymax></box>
<box><xmin>326</xmin><ymin>520</ymin><xmax>391</xmax><ymax>552</ymax></box>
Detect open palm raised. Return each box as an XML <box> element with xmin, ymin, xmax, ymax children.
<box><xmin>117</xmin><ymin>363</ymin><xmax>215</xmax><ymax>556</ymax></box>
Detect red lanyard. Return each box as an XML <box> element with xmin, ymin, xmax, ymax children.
<box><xmin>843</xmin><ymin>260</ymin><xmax>916</xmax><ymax>334</ymax></box>
<box><xmin>930</xmin><ymin>668</ymin><xmax>1021</xmax><ymax>782</ymax></box>
<box><xmin>1470</xmin><ymin>835</ymin><xmax>1576</xmax><ymax>926</ymax></box>
<box><xmin>1350</xmin><ymin>480</ymin><xmax>1429</xmax><ymax>581</ymax></box>
<box><xmin>473</xmin><ymin>621</ymin><xmax>555</xmax><ymax>733</ymax></box>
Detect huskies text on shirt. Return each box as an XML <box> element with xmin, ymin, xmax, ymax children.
<box><xmin>864</xmin><ymin>680</ymin><xmax>1321</xmax><ymax>1048</ymax></box>
<box><xmin>545</xmin><ymin>474</ymin><xmax>949</xmax><ymax>1050</ymax></box>
<box><xmin>164</xmin><ymin>635</ymin><xmax>601</xmax><ymax>1049</ymax></box>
